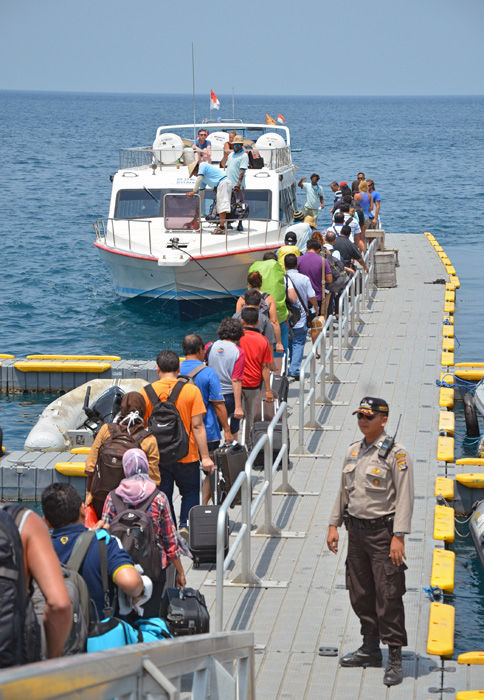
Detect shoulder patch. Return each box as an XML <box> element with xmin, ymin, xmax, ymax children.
<box><xmin>395</xmin><ymin>451</ymin><xmax>408</xmax><ymax>471</ymax></box>
<box><xmin>60</xmin><ymin>536</ymin><xmax>68</xmax><ymax>544</ymax></box>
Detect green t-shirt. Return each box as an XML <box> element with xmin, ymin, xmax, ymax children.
<box><xmin>248</xmin><ymin>260</ymin><xmax>288</xmax><ymax>323</ymax></box>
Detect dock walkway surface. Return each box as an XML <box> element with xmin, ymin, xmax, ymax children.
<box><xmin>186</xmin><ymin>232</ymin><xmax>482</xmax><ymax>699</ymax></box>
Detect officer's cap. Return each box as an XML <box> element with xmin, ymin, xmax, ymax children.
<box><xmin>352</xmin><ymin>396</ymin><xmax>389</xmax><ymax>416</ymax></box>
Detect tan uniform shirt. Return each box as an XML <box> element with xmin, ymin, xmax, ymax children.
<box><xmin>329</xmin><ymin>433</ymin><xmax>414</xmax><ymax>533</ymax></box>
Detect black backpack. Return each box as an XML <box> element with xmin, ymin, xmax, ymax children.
<box><xmin>144</xmin><ymin>381</ymin><xmax>190</xmax><ymax>466</ymax></box>
<box><xmin>0</xmin><ymin>504</ymin><xmax>41</xmax><ymax>668</ymax></box>
<box><xmin>108</xmin><ymin>491</ymin><xmax>163</xmax><ymax>582</ymax></box>
<box><xmin>91</xmin><ymin>423</ymin><xmax>149</xmax><ymax>501</ymax></box>
<box><xmin>323</xmin><ymin>250</ymin><xmax>347</xmax><ymax>294</ymax></box>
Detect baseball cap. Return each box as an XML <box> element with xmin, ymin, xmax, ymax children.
<box><xmin>352</xmin><ymin>397</ymin><xmax>389</xmax><ymax>416</ymax></box>
<box><xmin>284</xmin><ymin>231</ymin><xmax>297</xmax><ymax>244</ymax></box>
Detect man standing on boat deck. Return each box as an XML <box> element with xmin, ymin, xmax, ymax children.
<box><xmin>326</xmin><ymin>398</ymin><xmax>414</xmax><ymax>687</ymax></box>
<box><xmin>192</xmin><ymin>129</ymin><xmax>211</xmax><ymax>163</ymax></box>
<box><xmin>187</xmin><ymin>160</ymin><xmax>232</xmax><ymax>234</ymax></box>
<box><xmin>298</xmin><ymin>173</ymin><xmax>324</xmax><ymax>225</ymax></box>
<box><xmin>226</xmin><ymin>135</ymin><xmax>248</xmax><ymax>232</ymax></box>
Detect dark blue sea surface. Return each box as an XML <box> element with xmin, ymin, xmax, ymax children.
<box><xmin>1</xmin><ymin>92</ymin><xmax>484</xmax><ymax>655</ymax></box>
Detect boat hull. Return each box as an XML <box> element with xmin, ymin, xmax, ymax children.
<box><xmin>95</xmin><ymin>243</ymin><xmax>278</xmax><ymax>319</ymax></box>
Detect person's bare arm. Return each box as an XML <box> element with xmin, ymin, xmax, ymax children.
<box><xmin>235</xmin><ymin>296</ymin><xmax>244</xmax><ymax>313</ymax></box>
<box><xmin>212</xmin><ymin>400</ymin><xmax>234</xmax><ymax>443</ymax></box>
<box><xmin>287</xmin><ymin>288</ymin><xmax>297</xmax><ymax>303</ymax></box>
<box><xmin>357</xmin><ymin>257</ymin><xmax>369</xmax><ymax>273</ymax></box>
<box><xmin>261</xmin><ymin>363</ymin><xmax>273</xmax><ymax>402</ymax></box>
<box><xmin>232</xmin><ymin>378</ymin><xmax>244</xmax><ymax>419</ymax></box>
<box><xmin>373</xmin><ymin>198</ymin><xmax>380</xmax><ymax>221</ymax></box>
<box><xmin>113</xmin><ymin>566</ymin><xmax>144</xmax><ymax>599</ymax></box>
<box><xmin>267</xmin><ymin>294</ymin><xmax>283</xmax><ymax>352</ymax></box>
<box><xmin>319</xmin><ymin>195</ymin><xmax>324</xmax><ymax>208</ymax></box>
<box><xmin>169</xmin><ymin>557</ymin><xmax>186</xmax><ymax>589</ymax></box>
<box><xmin>298</xmin><ymin>177</ymin><xmax>305</xmax><ymax>188</ymax></box>
<box><xmin>23</xmin><ymin>513</ymin><xmax>72</xmax><ymax>658</ymax></box>
<box><xmin>309</xmin><ymin>295</ymin><xmax>318</xmax><ymax>311</ymax></box>
<box><xmin>192</xmin><ymin>413</ymin><xmax>215</xmax><ymax>472</ymax></box>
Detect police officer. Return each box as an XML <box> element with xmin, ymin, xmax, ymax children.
<box><xmin>326</xmin><ymin>397</ymin><xmax>414</xmax><ymax>687</ymax></box>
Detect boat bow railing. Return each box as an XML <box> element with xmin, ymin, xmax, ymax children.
<box><xmin>93</xmin><ymin>217</ymin><xmax>286</xmax><ymax>258</ymax></box>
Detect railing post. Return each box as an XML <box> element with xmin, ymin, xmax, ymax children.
<box><xmin>294</xmin><ymin>366</ymin><xmax>310</xmax><ymax>455</ymax></box>
<box><xmin>254</xmin><ymin>435</ymin><xmax>282</xmax><ymax>536</ymax></box>
<box><xmin>273</xmin><ymin>404</ymin><xmax>298</xmax><ymax>495</ymax></box>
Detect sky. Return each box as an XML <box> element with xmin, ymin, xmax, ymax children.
<box><xmin>1</xmin><ymin>0</ymin><xmax>483</xmax><ymax>96</ymax></box>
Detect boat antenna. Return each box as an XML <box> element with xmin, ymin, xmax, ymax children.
<box><xmin>192</xmin><ymin>42</ymin><xmax>196</xmax><ymax>142</ymax></box>
<box><xmin>232</xmin><ymin>87</ymin><xmax>235</xmax><ymax>119</ymax></box>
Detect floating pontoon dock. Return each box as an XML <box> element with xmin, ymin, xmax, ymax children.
<box><xmin>1</xmin><ymin>233</ymin><xmax>483</xmax><ymax>699</ymax></box>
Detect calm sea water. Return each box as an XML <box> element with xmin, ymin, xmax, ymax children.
<box><xmin>1</xmin><ymin>91</ymin><xmax>484</xmax><ymax>654</ymax></box>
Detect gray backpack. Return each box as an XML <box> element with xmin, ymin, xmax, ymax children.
<box><xmin>33</xmin><ymin>530</ymin><xmax>95</xmax><ymax>656</ymax></box>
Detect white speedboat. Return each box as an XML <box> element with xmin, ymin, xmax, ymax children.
<box><xmin>93</xmin><ymin>120</ymin><xmax>297</xmax><ymax>319</ymax></box>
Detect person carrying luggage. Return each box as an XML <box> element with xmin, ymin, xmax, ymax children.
<box><xmin>102</xmin><ymin>448</ymin><xmax>186</xmax><ymax>618</ymax></box>
<box><xmin>84</xmin><ymin>392</ymin><xmax>160</xmax><ymax>519</ymax></box>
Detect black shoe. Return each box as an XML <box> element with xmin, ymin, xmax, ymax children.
<box><xmin>340</xmin><ymin>636</ymin><xmax>382</xmax><ymax>668</ymax></box>
<box><xmin>383</xmin><ymin>646</ymin><xmax>403</xmax><ymax>686</ymax></box>
<box><xmin>288</xmin><ymin>374</ymin><xmax>300</xmax><ymax>381</ymax></box>
<box><xmin>237</xmin><ymin>221</ymin><xmax>243</xmax><ymax>231</ymax></box>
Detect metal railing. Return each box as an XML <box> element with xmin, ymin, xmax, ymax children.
<box><xmin>294</xmin><ymin>317</ymin><xmax>337</xmax><ymax>455</ymax></box>
<box><xmin>93</xmin><ymin>217</ymin><xmax>286</xmax><ymax>259</ymax></box>
<box><xmin>118</xmin><ymin>145</ymin><xmax>293</xmax><ymax>172</ymax></box>
<box><xmin>214</xmin><ymin>402</ymin><xmax>292</xmax><ymax>633</ymax></box>
<box><xmin>0</xmin><ymin>631</ymin><xmax>255</xmax><ymax>700</ymax></box>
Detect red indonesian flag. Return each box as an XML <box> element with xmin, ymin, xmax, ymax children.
<box><xmin>210</xmin><ymin>90</ymin><xmax>220</xmax><ymax>109</ymax></box>
<box><xmin>277</xmin><ymin>113</ymin><xmax>286</xmax><ymax>124</ymax></box>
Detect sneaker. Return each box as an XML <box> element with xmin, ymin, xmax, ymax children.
<box><xmin>179</xmin><ymin>526</ymin><xmax>189</xmax><ymax>543</ymax></box>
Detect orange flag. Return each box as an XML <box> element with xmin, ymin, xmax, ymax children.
<box><xmin>265</xmin><ymin>113</ymin><xmax>276</xmax><ymax>125</ymax></box>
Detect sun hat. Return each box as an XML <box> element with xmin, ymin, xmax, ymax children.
<box><xmin>304</xmin><ymin>215</ymin><xmax>317</xmax><ymax>229</ymax></box>
<box><xmin>188</xmin><ymin>161</ymin><xmax>198</xmax><ymax>178</ymax></box>
<box><xmin>232</xmin><ymin>135</ymin><xmax>244</xmax><ymax>145</ymax></box>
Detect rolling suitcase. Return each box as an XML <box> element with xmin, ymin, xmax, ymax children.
<box><xmin>160</xmin><ymin>587</ymin><xmax>210</xmax><ymax>636</ymax></box>
<box><xmin>214</xmin><ymin>442</ymin><xmax>248</xmax><ymax>506</ymax></box>
<box><xmin>250</xmin><ymin>420</ymin><xmax>290</xmax><ymax>469</ymax></box>
<box><xmin>188</xmin><ymin>465</ymin><xmax>229</xmax><ymax>567</ymax></box>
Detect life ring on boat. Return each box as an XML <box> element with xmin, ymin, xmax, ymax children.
<box><xmin>464</xmin><ymin>392</ymin><xmax>480</xmax><ymax>438</ymax></box>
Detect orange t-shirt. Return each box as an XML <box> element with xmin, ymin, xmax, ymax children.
<box><xmin>141</xmin><ymin>379</ymin><xmax>206</xmax><ymax>463</ymax></box>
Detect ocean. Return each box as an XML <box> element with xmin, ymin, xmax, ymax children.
<box><xmin>1</xmin><ymin>91</ymin><xmax>483</xmax><ymax>654</ymax></box>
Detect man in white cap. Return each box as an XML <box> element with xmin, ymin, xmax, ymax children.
<box><xmin>226</xmin><ymin>135</ymin><xmax>249</xmax><ymax>231</ymax></box>
<box><xmin>187</xmin><ymin>161</ymin><xmax>232</xmax><ymax>234</ymax></box>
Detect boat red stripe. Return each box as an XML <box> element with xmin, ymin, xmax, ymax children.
<box><xmin>93</xmin><ymin>241</ymin><xmax>279</xmax><ymax>261</ymax></box>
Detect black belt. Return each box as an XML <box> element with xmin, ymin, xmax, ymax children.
<box><xmin>348</xmin><ymin>514</ymin><xmax>394</xmax><ymax>530</ymax></box>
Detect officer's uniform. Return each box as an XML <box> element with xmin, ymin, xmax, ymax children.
<box><xmin>329</xmin><ymin>433</ymin><xmax>414</xmax><ymax>647</ymax></box>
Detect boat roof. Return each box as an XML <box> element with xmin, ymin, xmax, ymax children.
<box><xmin>155</xmin><ymin>122</ymin><xmax>291</xmax><ymax>146</ymax></box>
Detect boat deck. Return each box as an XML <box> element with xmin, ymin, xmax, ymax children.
<box><xmin>183</xmin><ymin>232</ymin><xmax>481</xmax><ymax>699</ymax></box>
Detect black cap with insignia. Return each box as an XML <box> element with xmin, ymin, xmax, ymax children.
<box><xmin>352</xmin><ymin>397</ymin><xmax>389</xmax><ymax>416</ymax></box>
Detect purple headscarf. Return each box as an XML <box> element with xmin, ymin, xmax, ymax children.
<box><xmin>114</xmin><ymin>448</ymin><xmax>157</xmax><ymax>506</ymax></box>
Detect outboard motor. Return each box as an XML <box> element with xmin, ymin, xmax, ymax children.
<box><xmin>82</xmin><ymin>385</ymin><xmax>125</xmax><ymax>435</ymax></box>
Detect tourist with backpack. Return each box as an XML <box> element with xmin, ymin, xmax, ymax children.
<box><xmin>84</xmin><ymin>392</ymin><xmax>160</xmax><ymax>519</ymax></box>
<box><xmin>141</xmin><ymin>350</ymin><xmax>214</xmax><ymax>533</ymax></box>
<box><xmin>0</xmin><ymin>503</ymin><xmax>71</xmax><ymax>667</ymax></box>
<box><xmin>102</xmin><ymin>448</ymin><xmax>186</xmax><ymax>618</ymax></box>
<box><xmin>42</xmin><ymin>483</ymin><xmax>148</xmax><ymax>624</ymax></box>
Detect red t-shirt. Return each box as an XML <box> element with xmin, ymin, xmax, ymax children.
<box><xmin>239</xmin><ymin>329</ymin><xmax>273</xmax><ymax>388</ymax></box>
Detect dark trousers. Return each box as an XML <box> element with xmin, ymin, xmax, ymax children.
<box><xmin>345</xmin><ymin>523</ymin><xmax>408</xmax><ymax>647</ymax></box>
<box><xmin>159</xmin><ymin>460</ymin><xmax>200</xmax><ymax>529</ymax></box>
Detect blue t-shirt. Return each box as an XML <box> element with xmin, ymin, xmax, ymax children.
<box><xmin>226</xmin><ymin>150</ymin><xmax>249</xmax><ymax>188</ymax></box>
<box><xmin>180</xmin><ymin>359</ymin><xmax>224</xmax><ymax>441</ymax></box>
<box><xmin>195</xmin><ymin>137</ymin><xmax>211</xmax><ymax>152</ymax></box>
<box><xmin>197</xmin><ymin>162</ymin><xmax>228</xmax><ymax>190</ymax></box>
<box><xmin>52</xmin><ymin>524</ymin><xmax>134</xmax><ymax>620</ymax></box>
<box><xmin>370</xmin><ymin>190</ymin><xmax>381</xmax><ymax>218</ymax></box>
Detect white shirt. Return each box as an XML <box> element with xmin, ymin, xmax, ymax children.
<box><xmin>286</xmin><ymin>222</ymin><xmax>312</xmax><ymax>254</ymax></box>
<box><xmin>286</xmin><ymin>269</ymin><xmax>316</xmax><ymax>329</ymax></box>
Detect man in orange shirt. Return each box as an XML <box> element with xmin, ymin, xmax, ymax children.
<box><xmin>141</xmin><ymin>350</ymin><xmax>214</xmax><ymax>534</ymax></box>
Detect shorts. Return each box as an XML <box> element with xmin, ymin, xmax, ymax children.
<box><xmin>364</xmin><ymin>217</ymin><xmax>372</xmax><ymax>227</ymax></box>
<box><xmin>216</xmin><ymin>179</ymin><xmax>232</xmax><ymax>214</ymax></box>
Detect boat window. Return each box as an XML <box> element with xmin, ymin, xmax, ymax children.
<box><xmin>115</xmin><ymin>189</ymin><xmax>162</xmax><ymax>219</ymax></box>
<box><xmin>200</xmin><ymin>189</ymin><xmax>272</xmax><ymax>221</ymax></box>
<box><xmin>279</xmin><ymin>187</ymin><xmax>296</xmax><ymax>223</ymax></box>
<box><xmin>164</xmin><ymin>194</ymin><xmax>200</xmax><ymax>231</ymax></box>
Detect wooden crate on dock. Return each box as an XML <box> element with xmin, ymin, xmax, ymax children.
<box><xmin>365</xmin><ymin>228</ymin><xmax>385</xmax><ymax>251</ymax></box>
<box><xmin>374</xmin><ymin>250</ymin><xmax>397</xmax><ymax>288</ymax></box>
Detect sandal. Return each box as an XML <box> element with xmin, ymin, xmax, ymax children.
<box><xmin>212</xmin><ymin>227</ymin><xmax>226</xmax><ymax>235</ymax></box>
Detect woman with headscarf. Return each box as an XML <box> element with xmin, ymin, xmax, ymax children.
<box><xmin>84</xmin><ymin>391</ymin><xmax>160</xmax><ymax>519</ymax></box>
<box><xmin>102</xmin><ymin>448</ymin><xmax>186</xmax><ymax>618</ymax></box>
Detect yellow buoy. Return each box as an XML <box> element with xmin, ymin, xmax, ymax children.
<box><xmin>441</xmin><ymin>350</ymin><xmax>454</xmax><ymax>367</ymax></box>
<box><xmin>442</xmin><ymin>338</ymin><xmax>455</xmax><ymax>353</ymax></box>
<box><xmin>427</xmin><ymin>602</ymin><xmax>454</xmax><ymax>657</ymax></box>
<box><xmin>71</xmin><ymin>447</ymin><xmax>91</xmax><ymax>455</ymax></box>
<box><xmin>26</xmin><ymin>354</ymin><xmax>121</xmax><ymax>361</ymax></box>
<box><xmin>54</xmin><ymin>462</ymin><xmax>87</xmax><ymax>477</ymax></box>
<box><xmin>14</xmin><ymin>361</ymin><xmax>112</xmax><ymax>373</ymax></box>
<box><xmin>456</xmin><ymin>473</ymin><xmax>484</xmax><ymax>488</ymax></box>
<box><xmin>450</xmin><ymin>275</ymin><xmax>460</xmax><ymax>288</ymax></box>
<box><xmin>431</xmin><ymin>549</ymin><xmax>455</xmax><ymax>593</ymax></box>
<box><xmin>435</xmin><ymin>476</ymin><xmax>454</xmax><ymax>499</ymax></box>
<box><xmin>456</xmin><ymin>458</ymin><xmax>484</xmax><ymax>467</ymax></box>
<box><xmin>458</xmin><ymin>652</ymin><xmax>484</xmax><ymax>665</ymax></box>
<box><xmin>439</xmin><ymin>387</ymin><xmax>454</xmax><ymax>409</ymax></box>
<box><xmin>434</xmin><ymin>505</ymin><xmax>455</xmax><ymax>542</ymax></box>
<box><xmin>438</xmin><ymin>412</ymin><xmax>455</xmax><ymax>435</ymax></box>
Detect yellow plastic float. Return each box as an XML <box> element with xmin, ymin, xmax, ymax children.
<box><xmin>443</xmin><ymin>315</ymin><xmax>454</xmax><ymax>325</ymax></box>
<box><xmin>456</xmin><ymin>693</ymin><xmax>484</xmax><ymax>699</ymax></box>
<box><xmin>14</xmin><ymin>361</ymin><xmax>112</xmax><ymax>373</ymax></box>
<box><xmin>439</xmin><ymin>387</ymin><xmax>454</xmax><ymax>409</ymax></box>
<box><xmin>435</xmin><ymin>477</ymin><xmax>454</xmax><ymax>499</ymax></box>
<box><xmin>438</xmin><ymin>412</ymin><xmax>455</xmax><ymax>435</ymax></box>
<box><xmin>444</xmin><ymin>291</ymin><xmax>455</xmax><ymax>303</ymax></box>
<box><xmin>431</xmin><ymin>549</ymin><xmax>455</xmax><ymax>593</ymax></box>
<box><xmin>455</xmin><ymin>362</ymin><xmax>484</xmax><ymax>381</ymax></box>
<box><xmin>458</xmin><ymin>652</ymin><xmax>484</xmax><ymax>665</ymax></box>
<box><xmin>441</xmin><ymin>351</ymin><xmax>454</xmax><ymax>367</ymax></box>
<box><xmin>0</xmin><ymin>354</ymin><xmax>15</xmax><ymax>359</ymax></box>
<box><xmin>446</xmin><ymin>265</ymin><xmax>456</xmax><ymax>275</ymax></box>
<box><xmin>443</xmin><ymin>302</ymin><xmax>455</xmax><ymax>314</ymax></box>
<box><xmin>437</xmin><ymin>435</ymin><xmax>454</xmax><ymax>462</ymax></box>
<box><xmin>450</xmin><ymin>275</ymin><xmax>460</xmax><ymax>288</ymax></box>
<box><xmin>442</xmin><ymin>337</ymin><xmax>455</xmax><ymax>352</ymax></box>
<box><xmin>427</xmin><ymin>602</ymin><xmax>454</xmax><ymax>657</ymax></box>
<box><xmin>26</xmin><ymin>354</ymin><xmax>121</xmax><ymax>361</ymax></box>
<box><xmin>71</xmin><ymin>447</ymin><xmax>91</xmax><ymax>455</ymax></box>
<box><xmin>434</xmin><ymin>505</ymin><xmax>455</xmax><ymax>542</ymax></box>
<box><xmin>54</xmin><ymin>462</ymin><xmax>87</xmax><ymax>477</ymax></box>
<box><xmin>456</xmin><ymin>458</ymin><xmax>484</xmax><ymax>467</ymax></box>
<box><xmin>456</xmin><ymin>474</ymin><xmax>484</xmax><ymax>488</ymax></box>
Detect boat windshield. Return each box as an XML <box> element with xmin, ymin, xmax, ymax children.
<box><xmin>115</xmin><ymin>188</ymin><xmax>273</xmax><ymax>221</ymax></box>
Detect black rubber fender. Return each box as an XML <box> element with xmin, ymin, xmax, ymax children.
<box><xmin>464</xmin><ymin>392</ymin><xmax>480</xmax><ymax>437</ymax></box>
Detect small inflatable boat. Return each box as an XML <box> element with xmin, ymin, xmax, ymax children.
<box><xmin>475</xmin><ymin>377</ymin><xmax>484</xmax><ymax>421</ymax></box>
<box><xmin>469</xmin><ymin>500</ymin><xmax>484</xmax><ymax>570</ymax></box>
<box><xmin>24</xmin><ymin>378</ymin><xmax>148</xmax><ymax>451</ymax></box>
